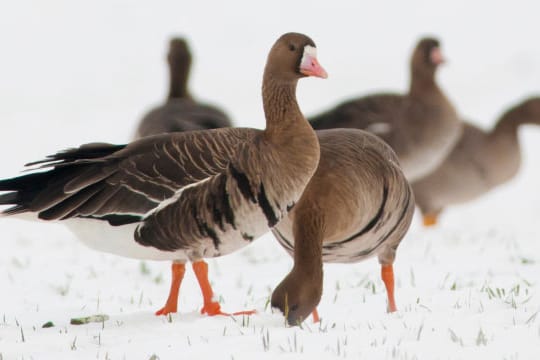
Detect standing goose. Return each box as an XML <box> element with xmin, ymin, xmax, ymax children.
<box><xmin>309</xmin><ymin>37</ymin><xmax>462</xmax><ymax>181</ymax></box>
<box><xmin>413</xmin><ymin>97</ymin><xmax>540</xmax><ymax>226</ymax></box>
<box><xmin>0</xmin><ymin>32</ymin><xmax>327</xmax><ymax>317</ymax></box>
<box><xmin>134</xmin><ymin>37</ymin><xmax>232</xmax><ymax>139</ymax></box>
<box><xmin>271</xmin><ymin>129</ymin><xmax>414</xmax><ymax>325</ymax></box>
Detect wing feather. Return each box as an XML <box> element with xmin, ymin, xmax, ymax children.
<box><xmin>0</xmin><ymin>128</ymin><xmax>258</xmax><ymax>224</ymax></box>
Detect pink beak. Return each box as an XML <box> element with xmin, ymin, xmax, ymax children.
<box><xmin>430</xmin><ymin>47</ymin><xmax>445</xmax><ymax>65</ymax></box>
<box><xmin>300</xmin><ymin>54</ymin><xmax>328</xmax><ymax>79</ymax></box>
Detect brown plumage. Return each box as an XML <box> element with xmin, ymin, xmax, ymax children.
<box><xmin>0</xmin><ymin>32</ymin><xmax>327</xmax><ymax>316</ymax></box>
<box><xmin>309</xmin><ymin>37</ymin><xmax>462</xmax><ymax>181</ymax></box>
<box><xmin>134</xmin><ymin>38</ymin><xmax>232</xmax><ymax>138</ymax></box>
<box><xmin>413</xmin><ymin>97</ymin><xmax>540</xmax><ymax>226</ymax></box>
<box><xmin>271</xmin><ymin>129</ymin><xmax>414</xmax><ymax>325</ymax></box>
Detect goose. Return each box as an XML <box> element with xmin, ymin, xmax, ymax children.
<box><xmin>309</xmin><ymin>37</ymin><xmax>462</xmax><ymax>181</ymax></box>
<box><xmin>0</xmin><ymin>32</ymin><xmax>327</xmax><ymax>317</ymax></box>
<box><xmin>412</xmin><ymin>97</ymin><xmax>540</xmax><ymax>226</ymax></box>
<box><xmin>270</xmin><ymin>129</ymin><xmax>414</xmax><ymax>325</ymax></box>
<box><xmin>134</xmin><ymin>37</ymin><xmax>232</xmax><ymax>139</ymax></box>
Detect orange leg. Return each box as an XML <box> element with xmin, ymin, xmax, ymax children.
<box><xmin>311</xmin><ymin>308</ymin><xmax>320</xmax><ymax>323</ymax></box>
<box><xmin>192</xmin><ymin>260</ymin><xmax>256</xmax><ymax>316</ymax></box>
<box><xmin>422</xmin><ymin>214</ymin><xmax>438</xmax><ymax>227</ymax></box>
<box><xmin>155</xmin><ymin>262</ymin><xmax>186</xmax><ymax>316</ymax></box>
<box><xmin>381</xmin><ymin>264</ymin><xmax>397</xmax><ymax>312</ymax></box>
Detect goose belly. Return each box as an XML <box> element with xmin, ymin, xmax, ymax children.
<box><xmin>402</xmin><ymin>124</ymin><xmax>461</xmax><ymax>181</ymax></box>
<box><xmin>402</xmin><ymin>145</ymin><xmax>452</xmax><ymax>181</ymax></box>
<box><xmin>320</xmin><ymin>236</ymin><xmax>383</xmax><ymax>264</ymax></box>
<box><xmin>65</xmin><ymin>210</ymin><xmax>272</xmax><ymax>262</ymax></box>
<box><xmin>272</xmin><ymin>216</ymin><xmax>388</xmax><ymax>265</ymax></box>
<box><xmin>64</xmin><ymin>218</ymin><xmax>190</xmax><ymax>261</ymax></box>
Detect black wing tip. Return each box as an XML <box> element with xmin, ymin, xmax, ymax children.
<box><xmin>1</xmin><ymin>205</ymin><xmax>27</xmax><ymax>216</ymax></box>
<box><xmin>0</xmin><ymin>191</ymin><xmax>20</xmax><ymax>205</ymax></box>
<box><xmin>24</xmin><ymin>143</ymin><xmax>127</xmax><ymax>168</ymax></box>
<box><xmin>0</xmin><ymin>178</ymin><xmax>18</xmax><ymax>191</ymax></box>
<box><xmin>78</xmin><ymin>214</ymin><xmax>143</xmax><ymax>226</ymax></box>
<box><xmin>25</xmin><ymin>154</ymin><xmax>68</xmax><ymax>167</ymax></box>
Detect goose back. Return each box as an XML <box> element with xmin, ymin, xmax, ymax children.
<box><xmin>273</xmin><ymin>129</ymin><xmax>414</xmax><ymax>265</ymax></box>
<box><xmin>134</xmin><ymin>37</ymin><xmax>232</xmax><ymax>139</ymax></box>
<box><xmin>309</xmin><ymin>37</ymin><xmax>461</xmax><ymax>181</ymax></box>
<box><xmin>412</xmin><ymin>98</ymin><xmax>540</xmax><ymax>218</ymax></box>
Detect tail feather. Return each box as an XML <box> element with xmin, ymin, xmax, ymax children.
<box><xmin>64</xmin><ymin>166</ymin><xmax>117</xmax><ymax>194</ymax></box>
<box><xmin>39</xmin><ymin>183</ymin><xmax>104</xmax><ymax>220</ymax></box>
<box><xmin>75</xmin><ymin>187</ymin><xmax>122</xmax><ymax>216</ymax></box>
<box><xmin>24</xmin><ymin>167</ymin><xmax>94</xmax><ymax>212</ymax></box>
<box><xmin>25</xmin><ymin>143</ymin><xmax>126</xmax><ymax>167</ymax></box>
<box><xmin>1</xmin><ymin>205</ymin><xmax>27</xmax><ymax>216</ymax></box>
<box><xmin>0</xmin><ymin>192</ymin><xmax>19</xmax><ymax>205</ymax></box>
<box><xmin>0</xmin><ymin>192</ymin><xmax>25</xmax><ymax>215</ymax></box>
<box><xmin>0</xmin><ymin>170</ymin><xmax>59</xmax><ymax>192</ymax></box>
<box><xmin>0</xmin><ymin>143</ymin><xmax>127</xmax><ymax>219</ymax></box>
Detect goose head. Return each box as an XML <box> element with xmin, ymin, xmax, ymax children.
<box><xmin>166</xmin><ymin>37</ymin><xmax>193</xmax><ymax>99</ymax></box>
<box><xmin>411</xmin><ymin>37</ymin><xmax>445</xmax><ymax>79</ymax></box>
<box><xmin>265</xmin><ymin>32</ymin><xmax>328</xmax><ymax>82</ymax></box>
<box><xmin>271</xmin><ymin>266</ymin><xmax>323</xmax><ymax>326</ymax></box>
<box><xmin>168</xmin><ymin>37</ymin><xmax>192</xmax><ymax>73</ymax></box>
<box><xmin>517</xmin><ymin>97</ymin><xmax>540</xmax><ymax>125</ymax></box>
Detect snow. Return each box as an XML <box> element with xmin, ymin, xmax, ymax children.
<box><xmin>1</xmin><ymin>0</ymin><xmax>540</xmax><ymax>359</ymax></box>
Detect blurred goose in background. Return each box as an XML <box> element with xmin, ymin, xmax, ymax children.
<box><xmin>413</xmin><ymin>97</ymin><xmax>540</xmax><ymax>226</ymax></box>
<box><xmin>0</xmin><ymin>32</ymin><xmax>327</xmax><ymax>317</ymax></box>
<box><xmin>134</xmin><ymin>37</ymin><xmax>232</xmax><ymax>139</ymax></box>
<box><xmin>271</xmin><ymin>129</ymin><xmax>414</xmax><ymax>325</ymax></box>
<box><xmin>309</xmin><ymin>37</ymin><xmax>462</xmax><ymax>181</ymax></box>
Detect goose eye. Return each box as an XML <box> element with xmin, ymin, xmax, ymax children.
<box><xmin>289</xmin><ymin>44</ymin><xmax>296</xmax><ymax>52</ymax></box>
<box><xmin>290</xmin><ymin>304</ymin><xmax>299</xmax><ymax>311</ymax></box>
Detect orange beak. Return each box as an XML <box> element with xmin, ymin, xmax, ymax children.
<box><xmin>300</xmin><ymin>54</ymin><xmax>328</xmax><ymax>79</ymax></box>
<box><xmin>430</xmin><ymin>47</ymin><xmax>445</xmax><ymax>65</ymax></box>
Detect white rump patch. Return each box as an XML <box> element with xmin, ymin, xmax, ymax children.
<box><xmin>366</xmin><ymin>122</ymin><xmax>392</xmax><ymax>135</ymax></box>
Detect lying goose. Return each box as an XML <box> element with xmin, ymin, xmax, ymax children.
<box><xmin>0</xmin><ymin>32</ymin><xmax>327</xmax><ymax>317</ymax></box>
<box><xmin>413</xmin><ymin>97</ymin><xmax>540</xmax><ymax>226</ymax></box>
<box><xmin>134</xmin><ymin>37</ymin><xmax>232</xmax><ymax>139</ymax></box>
<box><xmin>271</xmin><ymin>129</ymin><xmax>414</xmax><ymax>325</ymax></box>
<box><xmin>309</xmin><ymin>37</ymin><xmax>462</xmax><ymax>181</ymax></box>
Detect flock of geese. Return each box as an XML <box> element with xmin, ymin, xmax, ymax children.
<box><xmin>1</xmin><ymin>32</ymin><xmax>539</xmax><ymax>325</ymax></box>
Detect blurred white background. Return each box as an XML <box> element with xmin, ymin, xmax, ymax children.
<box><xmin>1</xmin><ymin>2</ymin><xmax>540</xmax><ymax>359</ymax></box>
<box><xmin>0</xmin><ymin>0</ymin><xmax>538</xmax><ymax>173</ymax></box>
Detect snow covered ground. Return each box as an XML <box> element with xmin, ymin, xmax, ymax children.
<box><xmin>1</xmin><ymin>1</ymin><xmax>540</xmax><ymax>359</ymax></box>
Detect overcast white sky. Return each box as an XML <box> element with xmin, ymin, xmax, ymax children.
<box><xmin>0</xmin><ymin>0</ymin><xmax>538</xmax><ymax>171</ymax></box>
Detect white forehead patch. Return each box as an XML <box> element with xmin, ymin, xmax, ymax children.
<box><xmin>301</xmin><ymin>45</ymin><xmax>317</xmax><ymax>65</ymax></box>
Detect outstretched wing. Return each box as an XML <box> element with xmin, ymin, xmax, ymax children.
<box><xmin>0</xmin><ymin>128</ymin><xmax>258</xmax><ymax>227</ymax></box>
